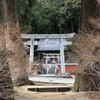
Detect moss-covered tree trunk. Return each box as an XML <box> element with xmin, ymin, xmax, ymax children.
<box><xmin>2</xmin><ymin>0</ymin><xmax>29</xmax><ymax>86</ymax></box>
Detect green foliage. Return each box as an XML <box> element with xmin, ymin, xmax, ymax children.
<box><xmin>16</xmin><ymin>0</ymin><xmax>81</xmax><ymax>33</ymax></box>
<box><xmin>16</xmin><ymin>0</ymin><xmax>37</xmax><ymax>32</ymax></box>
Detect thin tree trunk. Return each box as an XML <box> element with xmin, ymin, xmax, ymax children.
<box><xmin>3</xmin><ymin>0</ymin><xmax>29</xmax><ymax>86</ymax></box>
<box><xmin>71</xmin><ymin>20</ymin><xmax>73</xmax><ymax>32</ymax></box>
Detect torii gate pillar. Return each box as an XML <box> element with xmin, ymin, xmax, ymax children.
<box><xmin>60</xmin><ymin>38</ymin><xmax>65</xmax><ymax>74</ymax></box>
<box><xmin>29</xmin><ymin>39</ymin><xmax>34</xmax><ymax>72</ymax></box>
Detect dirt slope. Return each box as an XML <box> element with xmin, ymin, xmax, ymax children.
<box><xmin>14</xmin><ymin>85</ymin><xmax>90</xmax><ymax>100</ymax></box>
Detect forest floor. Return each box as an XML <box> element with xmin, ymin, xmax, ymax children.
<box><xmin>14</xmin><ymin>85</ymin><xmax>100</xmax><ymax>100</ymax></box>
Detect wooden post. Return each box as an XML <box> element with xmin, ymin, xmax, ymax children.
<box><xmin>38</xmin><ymin>52</ymin><xmax>40</xmax><ymax>61</ymax></box>
<box><xmin>46</xmin><ymin>54</ymin><xmax>48</xmax><ymax>65</ymax></box>
<box><xmin>58</xmin><ymin>54</ymin><xmax>59</xmax><ymax>64</ymax></box>
<box><xmin>29</xmin><ymin>39</ymin><xmax>34</xmax><ymax>72</ymax></box>
<box><xmin>60</xmin><ymin>38</ymin><xmax>65</xmax><ymax>74</ymax></box>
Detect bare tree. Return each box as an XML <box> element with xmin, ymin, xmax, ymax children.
<box><xmin>0</xmin><ymin>23</ymin><xmax>14</xmax><ymax>100</ymax></box>
<box><xmin>72</xmin><ymin>0</ymin><xmax>100</xmax><ymax>91</ymax></box>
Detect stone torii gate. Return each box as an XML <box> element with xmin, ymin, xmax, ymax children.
<box><xmin>21</xmin><ymin>33</ymin><xmax>75</xmax><ymax>74</ymax></box>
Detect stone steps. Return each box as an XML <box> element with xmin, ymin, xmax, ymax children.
<box><xmin>27</xmin><ymin>86</ymin><xmax>71</xmax><ymax>92</ymax></box>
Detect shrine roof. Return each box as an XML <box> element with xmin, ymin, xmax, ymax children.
<box><xmin>36</xmin><ymin>39</ymin><xmax>60</xmax><ymax>51</ymax></box>
<box><xmin>36</xmin><ymin>45</ymin><xmax>60</xmax><ymax>51</ymax></box>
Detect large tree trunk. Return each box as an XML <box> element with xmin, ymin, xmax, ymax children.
<box><xmin>73</xmin><ymin>0</ymin><xmax>100</xmax><ymax>92</ymax></box>
<box><xmin>0</xmin><ymin>24</ymin><xmax>14</xmax><ymax>100</ymax></box>
<box><xmin>3</xmin><ymin>0</ymin><xmax>29</xmax><ymax>86</ymax></box>
<box><xmin>80</xmin><ymin>0</ymin><xmax>100</xmax><ymax>29</ymax></box>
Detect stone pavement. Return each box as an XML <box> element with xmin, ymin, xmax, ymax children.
<box><xmin>28</xmin><ymin>74</ymin><xmax>75</xmax><ymax>85</ymax></box>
